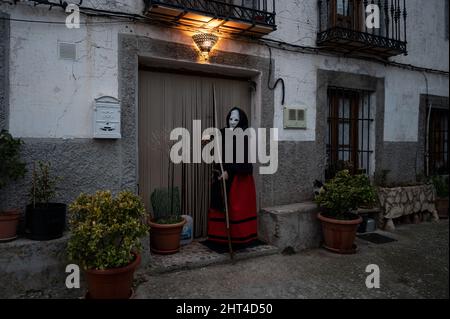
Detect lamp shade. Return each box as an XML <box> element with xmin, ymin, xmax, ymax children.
<box><xmin>192</xmin><ymin>33</ymin><xmax>219</xmax><ymax>59</ymax></box>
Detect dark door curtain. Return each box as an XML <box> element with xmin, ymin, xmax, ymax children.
<box><xmin>138</xmin><ymin>70</ymin><xmax>252</xmax><ymax>238</ymax></box>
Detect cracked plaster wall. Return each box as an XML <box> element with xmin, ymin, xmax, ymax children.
<box><xmin>0</xmin><ymin>1</ymin><xmax>447</xmax><ymax>142</ymax></box>
<box><xmin>0</xmin><ymin>2</ymin><xmax>446</xmax><ymax>202</ymax></box>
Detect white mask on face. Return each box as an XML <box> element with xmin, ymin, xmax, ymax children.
<box><xmin>229</xmin><ymin>110</ymin><xmax>240</xmax><ymax>129</ymax></box>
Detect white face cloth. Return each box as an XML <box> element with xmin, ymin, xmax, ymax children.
<box><xmin>229</xmin><ymin>110</ymin><xmax>240</xmax><ymax>129</ymax></box>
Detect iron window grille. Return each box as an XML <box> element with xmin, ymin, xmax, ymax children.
<box><xmin>326</xmin><ymin>87</ymin><xmax>374</xmax><ymax>179</ymax></box>
<box><xmin>427</xmin><ymin>107</ymin><xmax>449</xmax><ymax>176</ymax></box>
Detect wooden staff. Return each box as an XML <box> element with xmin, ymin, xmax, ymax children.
<box><xmin>212</xmin><ymin>84</ymin><xmax>234</xmax><ymax>261</ymax></box>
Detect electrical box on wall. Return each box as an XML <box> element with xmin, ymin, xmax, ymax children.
<box><xmin>93</xmin><ymin>96</ymin><xmax>121</xmax><ymax>139</ymax></box>
<box><xmin>284</xmin><ymin>107</ymin><xmax>307</xmax><ymax>129</ymax></box>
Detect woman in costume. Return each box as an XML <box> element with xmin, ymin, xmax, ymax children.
<box><xmin>207</xmin><ymin>107</ymin><xmax>257</xmax><ymax>246</ymax></box>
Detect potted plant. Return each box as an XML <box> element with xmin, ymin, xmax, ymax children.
<box><xmin>0</xmin><ymin>130</ymin><xmax>27</xmax><ymax>241</ymax></box>
<box><xmin>148</xmin><ymin>187</ymin><xmax>186</xmax><ymax>255</ymax></box>
<box><xmin>354</xmin><ymin>174</ymin><xmax>378</xmax><ymax>209</ymax></box>
<box><xmin>67</xmin><ymin>190</ymin><xmax>149</xmax><ymax>299</ymax></box>
<box><xmin>315</xmin><ymin>170</ymin><xmax>376</xmax><ymax>254</ymax></box>
<box><xmin>147</xmin><ymin>131</ymin><xmax>186</xmax><ymax>255</ymax></box>
<box><xmin>25</xmin><ymin>161</ymin><xmax>66</xmax><ymax>240</ymax></box>
<box><xmin>432</xmin><ymin>175</ymin><xmax>449</xmax><ymax>219</ymax></box>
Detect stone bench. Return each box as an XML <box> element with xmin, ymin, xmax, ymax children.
<box><xmin>378</xmin><ymin>184</ymin><xmax>439</xmax><ymax>231</ymax></box>
<box><xmin>258</xmin><ymin>202</ymin><xmax>322</xmax><ymax>253</ymax></box>
<box><xmin>0</xmin><ymin>234</ymin><xmax>72</xmax><ymax>298</ymax></box>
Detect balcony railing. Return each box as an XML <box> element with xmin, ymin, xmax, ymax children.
<box><xmin>317</xmin><ymin>0</ymin><xmax>407</xmax><ymax>58</ymax></box>
<box><xmin>143</xmin><ymin>0</ymin><xmax>277</xmax><ymax>36</ymax></box>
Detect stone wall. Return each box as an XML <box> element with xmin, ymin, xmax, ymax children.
<box><xmin>0</xmin><ymin>138</ymin><xmax>124</xmax><ymax>221</ymax></box>
<box><xmin>381</xmin><ymin>142</ymin><xmax>420</xmax><ymax>184</ymax></box>
<box><xmin>0</xmin><ymin>11</ymin><xmax>9</xmax><ymax>131</ymax></box>
<box><xmin>378</xmin><ymin>184</ymin><xmax>439</xmax><ymax>230</ymax></box>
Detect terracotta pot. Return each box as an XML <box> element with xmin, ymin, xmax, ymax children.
<box><xmin>0</xmin><ymin>209</ymin><xmax>21</xmax><ymax>241</ymax></box>
<box><xmin>149</xmin><ymin>217</ymin><xmax>186</xmax><ymax>255</ymax></box>
<box><xmin>318</xmin><ymin>213</ymin><xmax>363</xmax><ymax>254</ymax></box>
<box><xmin>85</xmin><ymin>253</ymin><xmax>141</xmax><ymax>299</ymax></box>
<box><xmin>436</xmin><ymin>197</ymin><xmax>449</xmax><ymax>219</ymax></box>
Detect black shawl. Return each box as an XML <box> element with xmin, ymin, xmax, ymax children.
<box><xmin>210</xmin><ymin>108</ymin><xmax>253</xmax><ymax>211</ymax></box>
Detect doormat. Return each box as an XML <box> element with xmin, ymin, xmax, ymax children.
<box><xmin>357</xmin><ymin>233</ymin><xmax>397</xmax><ymax>244</ymax></box>
<box><xmin>199</xmin><ymin>239</ymin><xmax>267</xmax><ymax>254</ymax></box>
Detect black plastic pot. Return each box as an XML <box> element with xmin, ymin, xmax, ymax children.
<box><xmin>25</xmin><ymin>203</ymin><xmax>66</xmax><ymax>240</ymax></box>
<box><xmin>357</xmin><ymin>214</ymin><xmax>369</xmax><ymax>233</ymax></box>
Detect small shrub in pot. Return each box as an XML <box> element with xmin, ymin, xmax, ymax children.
<box><xmin>25</xmin><ymin>161</ymin><xmax>66</xmax><ymax>240</ymax></box>
<box><xmin>314</xmin><ymin>170</ymin><xmax>377</xmax><ymax>254</ymax></box>
<box><xmin>148</xmin><ymin>187</ymin><xmax>186</xmax><ymax>254</ymax></box>
<box><xmin>0</xmin><ymin>130</ymin><xmax>26</xmax><ymax>241</ymax></box>
<box><xmin>67</xmin><ymin>190</ymin><xmax>149</xmax><ymax>299</ymax></box>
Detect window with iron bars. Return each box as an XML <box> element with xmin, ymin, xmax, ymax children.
<box><xmin>326</xmin><ymin>87</ymin><xmax>374</xmax><ymax>179</ymax></box>
<box><xmin>427</xmin><ymin>107</ymin><xmax>449</xmax><ymax>176</ymax></box>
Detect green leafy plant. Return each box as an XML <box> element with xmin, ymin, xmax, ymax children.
<box><xmin>150</xmin><ymin>187</ymin><xmax>183</xmax><ymax>224</ymax></box>
<box><xmin>325</xmin><ymin>160</ymin><xmax>366</xmax><ymax>181</ymax></box>
<box><xmin>30</xmin><ymin>161</ymin><xmax>61</xmax><ymax>208</ymax></box>
<box><xmin>149</xmin><ymin>130</ymin><xmax>184</xmax><ymax>225</ymax></box>
<box><xmin>0</xmin><ymin>129</ymin><xmax>26</xmax><ymax>190</ymax></box>
<box><xmin>315</xmin><ymin>170</ymin><xmax>377</xmax><ymax>220</ymax></box>
<box><xmin>352</xmin><ymin>174</ymin><xmax>378</xmax><ymax>208</ymax></box>
<box><xmin>67</xmin><ymin>190</ymin><xmax>149</xmax><ymax>270</ymax></box>
<box><xmin>431</xmin><ymin>175</ymin><xmax>449</xmax><ymax>198</ymax></box>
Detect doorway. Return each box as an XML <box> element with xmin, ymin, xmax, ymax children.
<box><xmin>138</xmin><ymin>68</ymin><xmax>253</xmax><ymax>238</ymax></box>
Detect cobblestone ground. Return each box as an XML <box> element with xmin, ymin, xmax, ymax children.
<box><xmin>11</xmin><ymin>220</ymin><xmax>448</xmax><ymax>299</ymax></box>
<box><xmin>135</xmin><ymin>221</ymin><xmax>449</xmax><ymax>299</ymax></box>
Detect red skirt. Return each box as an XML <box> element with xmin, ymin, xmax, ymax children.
<box><xmin>207</xmin><ymin>174</ymin><xmax>257</xmax><ymax>244</ymax></box>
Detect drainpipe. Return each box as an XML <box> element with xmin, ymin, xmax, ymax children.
<box><xmin>422</xmin><ymin>72</ymin><xmax>433</xmax><ymax>177</ymax></box>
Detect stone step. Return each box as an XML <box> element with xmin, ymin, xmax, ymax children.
<box><xmin>0</xmin><ymin>233</ymin><xmax>74</xmax><ymax>299</ymax></box>
<box><xmin>140</xmin><ymin>241</ymin><xmax>280</xmax><ymax>276</ymax></box>
<box><xmin>258</xmin><ymin>201</ymin><xmax>322</xmax><ymax>253</ymax></box>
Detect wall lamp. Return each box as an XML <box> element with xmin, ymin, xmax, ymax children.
<box><xmin>192</xmin><ymin>33</ymin><xmax>219</xmax><ymax>60</ymax></box>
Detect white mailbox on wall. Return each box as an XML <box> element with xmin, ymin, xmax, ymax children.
<box><xmin>93</xmin><ymin>96</ymin><xmax>121</xmax><ymax>139</ymax></box>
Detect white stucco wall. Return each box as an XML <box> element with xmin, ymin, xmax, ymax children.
<box><xmin>1</xmin><ymin>0</ymin><xmax>448</xmax><ymax>142</ymax></box>
<box><xmin>271</xmin><ymin>0</ymin><xmax>450</xmax><ymax>71</ymax></box>
<box><xmin>392</xmin><ymin>0</ymin><xmax>449</xmax><ymax>71</ymax></box>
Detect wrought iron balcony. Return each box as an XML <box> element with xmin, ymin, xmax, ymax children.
<box><xmin>143</xmin><ymin>0</ymin><xmax>276</xmax><ymax>36</ymax></box>
<box><xmin>317</xmin><ymin>0</ymin><xmax>407</xmax><ymax>58</ymax></box>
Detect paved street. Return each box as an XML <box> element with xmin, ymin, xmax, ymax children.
<box><xmin>135</xmin><ymin>220</ymin><xmax>449</xmax><ymax>299</ymax></box>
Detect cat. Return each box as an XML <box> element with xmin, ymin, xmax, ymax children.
<box><xmin>313</xmin><ymin>180</ymin><xmax>325</xmax><ymax>196</ymax></box>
